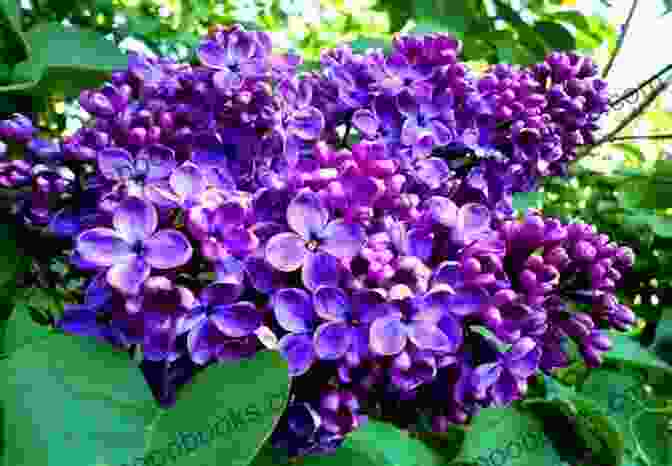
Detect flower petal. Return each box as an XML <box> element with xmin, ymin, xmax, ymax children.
<box><xmin>273</xmin><ymin>288</ymin><xmax>316</xmax><ymax>333</ymax></box>
<box><xmin>369</xmin><ymin>315</ymin><xmax>407</xmax><ymax>356</ymax></box>
<box><xmin>425</xmin><ymin>196</ymin><xmax>458</xmax><ymax>227</ymax></box>
<box><xmin>265</xmin><ymin>232</ymin><xmax>307</xmax><ymax>272</ymax></box>
<box><xmin>213</xmin><ymin>69</ymin><xmax>243</xmax><ymax>94</ymax></box>
<box><xmin>313</xmin><ymin>321</ymin><xmax>352</xmax><ymax>360</ymax></box>
<box><xmin>407</xmin><ymin>321</ymin><xmax>453</xmax><ymax>351</ymax></box>
<box><xmin>114</xmin><ymin>197</ymin><xmax>158</xmax><ymax>243</ymax></box>
<box><xmin>170</xmin><ymin>162</ymin><xmax>206</xmax><ymax>201</ymax></box>
<box><xmin>287</xmin><ymin>190</ymin><xmax>329</xmax><ymax>240</ymax></box>
<box><xmin>200</xmin><ymin>282</ymin><xmax>242</xmax><ymax>307</ymax></box>
<box><xmin>302</xmin><ymin>251</ymin><xmax>340</xmax><ymax>291</ymax></box>
<box><xmin>137</xmin><ymin>144</ymin><xmax>176</xmax><ymax>181</ymax></box>
<box><xmin>244</xmin><ymin>256</ymin><xmax>288</xmax><ymax>293</ymax></box>
<box><xmin>320</xmin><ymin>220</ymin><xmax>366</xmax><ymax>258</ymax></box>
<box><xmin>425</xmin><ymin>289</ymin><xmax>486</xmax><ymax>317</ymax></box>
<box><xmin>471</xmin><ymin>362</ymin><xmax>502</xmax><ymax>398</ymax></box>
<box><xmin>455</xmin><ymin>203</ymin><xmax>491</xmax><ymax>243</ymax></box>
<box><xmin>352</xmin><ymin>109</ymin><xmax>379</xmax><ymax>138</ymax></box>
<box><xmin>313</xmin><ymin>286</ymin><xmax>350</xmax><ymax>322</ymax></box>
<box><xmin>76</xmin><ymin>228</ymin><xmax>133</xmax><ymax>267</ymax></box>
<box><xmin>106</xmin><ymin>256</ymin><xmax>151</xmax><ymax>295</ymax></box>
<box><xmin>288</xmin><ymin>107</ymin><xmax>324</xmax><ymax>140</ymax></box>
<box><xmin>57</xmin><ymin>306</ymin><xmax>104</xmax><ymax>339</ymax></box>
<box><xmin>143</xmin><ymin>313</ymin><xmax>177</xmax><ymax>361</ymax></box>
<box><xmin>351</xmin><ymin>290</ymin><xmax>387</xmax><ymax>323</ymax></box>
<box><xmin>144</xmin><ymin>230</ymin><xmax>193</xmax><ymax>269</ymax></box>
<box><xmin>278</xmin><ymin>333</ymin><xmax>316</xmax><ymax>377</ymax></box>
<box><xmin>97</xmin><ymin>147</ymin><xmax>133</xmax><ymax>180</ymax></box>
<box><xmin>196</xmin><ymin>39</ymin><xmax>228</xmax><ymax>68</ymax></box>
<box><xmin>210</xmin><ymin>302</ymin><xmax>262</xmax><ymax>337</ymax></box>
<box><xmin>437</xmin><ymin>313</ymin><xmax>463</xmax><ymax>353</ymax></box>
<box><xmin>187</xmin><ymin>319</ymin><xmax>215</xmax><ymax>365</ymax></box>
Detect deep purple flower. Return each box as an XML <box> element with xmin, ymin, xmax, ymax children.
<box><xmin>197</xmin><ymin>29</ymin><xmax>268</xmax><ymax>94</ymax></box>
<box><xmin>147</xmin><ymin>161</ymin><xmax>207</xmax><ymax>209</ymax></box>
<box><xmin>97</xmin><ymin>145</ymin><xmax>176</xmax><ymax>197</ymax></box>
<box><xmin>369</xmin><ymin>294</ymin><xmax>458</xmax><ymax>356</ymax></box>
<box><xmin>130</xmin><ymin>276</ymin><xmax>196</xmax><ymax>362</ymax></box>
<box><xmin>312</xmin><ymin>286</ymin><xmax>387</xmax><ymax>362</ymax></box>
<box><xmin>397</xmin><ymin>87</ymin><xmax>456</xmax><ymax>158</ymax></box>
<box><xmin>57</xmin><ymin>273</ymin><xmax>129</xmax><ymax>347</ymax></box>
<box><xmin>471</xmin><ymin>336</ymin><xmax>541</xmax><ymax>406</ymax></box>
<box><xmin>265</xmin><ymin>190</ymin><xmax>365</xmax><ymax>290</ymax></box>
<box><xmin>272</xmin><ymin>288</ymin><xmax>319</xmax><ymax>376</ymax></box>
<box><xmin>186</xmin><ymin>282</ymin><xmax>264</xmax><ymax>365</ymax></box>
<box><xmin>75</xmin><ymin>197</ymin><xmax>193</xmax><ymax>295</ymax></box>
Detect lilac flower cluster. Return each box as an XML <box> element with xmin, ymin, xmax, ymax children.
<box><xmin>0</xmin><ymin>25</ymin><xmax>636</xmax><ymax>458</ymax></box>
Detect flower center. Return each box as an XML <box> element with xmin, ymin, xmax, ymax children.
<box><xmin>306</xmin><ymin>239</ymin><xmax>320</xmax><ymax>251</ymax></box>
<box><xmin>132</xmin><ymin>240</ymin><xmax>146</xmax><ymax>255</ymax></box>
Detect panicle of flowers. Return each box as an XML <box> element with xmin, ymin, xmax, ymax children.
<box><xmin>0</xmin><ymin>24</ymin><xmax>637</xmax><ymax>459</ymax></box>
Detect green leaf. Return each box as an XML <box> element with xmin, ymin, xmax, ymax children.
<box><xmin>653</xmin><ymin>307</ymin><xmax>672</xmax><ymax>364</ymax></box>
<box><xmin>453</xmin><ymin>407</ymin><xmax>567</xmax><ymax>466</ymax></box>
<box><xmin>0</xmin><ymin>0</ymin><xmax>29</xmax><ymax>64</ymax></box>
<box><xmin>0</xmin><ymin>299</ymin><xmax>51</xmax><ymax>358</ymax></box>
<box><xmin>544</xmin><ymin>11</ymin><xmax>591</xmax><ymax>34</ymax></box>
<box><xmin>579</xmin><ymin>368</ymin><xmax>671</xmax><ymax>464</ymax></box>
<box><xmin>0</xmin><ymin>223</ymin><xmax>27</xmax><ymax>288</ymax></box>
<box><xmin>512</xmin><ymin>191</ymin><xmax>544</xmax><ymax>212</ymax></box>
<box><xmin>0</xmin><ymin>23</ymin><xmax>128</xmax><ymax>99</ymax></box>
<box><xmin>533</xmin><ymin>21</ymin><xmax>576</xmax><ymax>51</ymax></box>
<box><xmin>663</xmin><ymin>0</ymin><xmax>672</xmax><ymax>15</ymax></box>
<box><xmin>346</xmin><ymin>420</ymin><xmax>444</xmax><ymax>466</ymax></box>
<box><xmin>651</xmin><ymin>215</ymin><xmax>672</xmax><ymax>238</ymax></box>
<box><xmin>349</xmin><ymin>37</ymin><xmax>392</xmax><ymax>54</ymax></box>
<box><xmin>630</xmin><ymin>407</ymin><xmax>672</xmax><ymax>466</ymax></box>
<box><xmin>0</xmin><ymin>334</ymin><xmax>159</xmax><ymax>466</ymax></box>
<box><xmin>604</xmin><ymin>334</ymin><xmax>672</xmax><ymax>377</ymax></box>
<box><xmin>147</xmin><ymin>351</ymin><xmax>290</xmax><ymax>466</ymax></box>
<box><xmin>374</xmin><ymin>0</ymin><xmax>412</xmax><ymax>32</ymax></box>
<box><xmin>612</xmin><ymin>143</ymin><xmax>645</xmax><ymax>163</ymax></box>
<box><xmin>524</xmin><ymin>376</ymin><xmax>625</xmax><ymax>466</ymax></box>
<box><xmin>251</xmin><ymin>420</ymin><xmax>443</xmax><ymax>466</ymax></box>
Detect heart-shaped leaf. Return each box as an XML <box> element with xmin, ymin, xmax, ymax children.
<box><xmin>0</xmin><ymin>223</ymin><xmax>28</xmax><ymax>289</ymax></box>
<box><xmin>0</xmin><ymin>298</ymin><xmax>51</xmax><ymax>358</ymax></box>
<box><xmin>630</xmin><ymin>407</ymin><xmax>672</xmax><ymax>466</ymax></box>
<box><xmin>452</xmin><ymin>407</ymin><xmax>567</xmax><ymax>466</ymax></box>
<box><xmin>0</xmin><ymin>334</ymin><xmax>159</xmax><ymax>466</ymax></box>
<box><xmin>653</xmin><ymin>307</ymin><xmax>672</xmax><ymax>364</ymax></box>
<box><xmin>1</xmin><ymin>22</ymin><xmax>128</xmax><ymax>98</ymax></box>
<box><xmin>604</xmin><ymin>334</ymin><xmax>672</xmax><ymax>377</ymax></box>
<box><xmin>579</xmin><ymin>368</ymin><xmax>671</xmax><ymax>465</ymax></box>
<box><xmin>524</xmin><ymin>376</ymin><xmax>625</xmax><ymax>466</ymax></box>
<box><xmin>251</xmin><ymin>420</ymin><xmax>443</xmax><ymax>466</ymax></box>
<box><xmin>0</xmin><ymin>0</ymin><xmax>29</xmax><ymax>64</ymax></box>
<box><xmin>146</xmin><ymin>350</ymin><xmax>290</xmax><ymax>466</ymax></box>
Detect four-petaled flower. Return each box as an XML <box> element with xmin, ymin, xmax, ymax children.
<box><xmin>185</xmin><ymin>282</ymin><xmax>264</xmax><ymax>365</ymax></box>
<box><xmin>266</xmin><ymin>190</ymin><xmax>366</xmax><ymax>291</ymax></box>
<box><xmin>76</xmin><ymin>196</ymin><xmax>193</xmax><ymax>295</ymax></box>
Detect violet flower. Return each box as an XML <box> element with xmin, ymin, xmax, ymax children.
<box><xmin>265</xmin><ymin>190</ymin><xmax>366</xmax><ymax>291</ymax></box>
<box><xmin>75</xmin><ymin>196</ymin><xmax>193</xmax><ymax>295</ymax></box>
<box><xmin>312</xmin><ymin>286</ymin><xmax>388</xmax><ymax>362</ymax></box>
<box><xmin>272</xmin><ymin>288</ymin><xmax>319</xmax><ymax>376</ymax></box>
<box><xmin>186</xmin><ymin>282</ymin><xmax>263</xmax><ymax>365</ymax></box>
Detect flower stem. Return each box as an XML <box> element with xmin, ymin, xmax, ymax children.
<box><xmin>602</xmin><ymin>0</ymin><xmax>639</xmax><ymax>79</ymax></box>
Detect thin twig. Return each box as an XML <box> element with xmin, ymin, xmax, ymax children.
<box><xmin>579</xmin><ymin>77</ymin><xmax>672</xmax><ymax>159</ymax></box>
<box><xmin>609</xmin><ymin>134</ymin><xmax>672</xmax><ymax>141</ymax></box>
<box><xmin>608</xmin><ymin>63</ymin><xmax>672</xmax><ymax>107</ymax></box>
<box><xmin>602</xmin><ymin>0</ymin><xmax>639</xmax><ymax>78</ymax></box>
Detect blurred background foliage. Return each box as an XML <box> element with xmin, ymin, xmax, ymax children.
<box><xmin>1</xmin><ymin>0</ymin><xmax>672</xmax><ymax>360</ymax></box>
